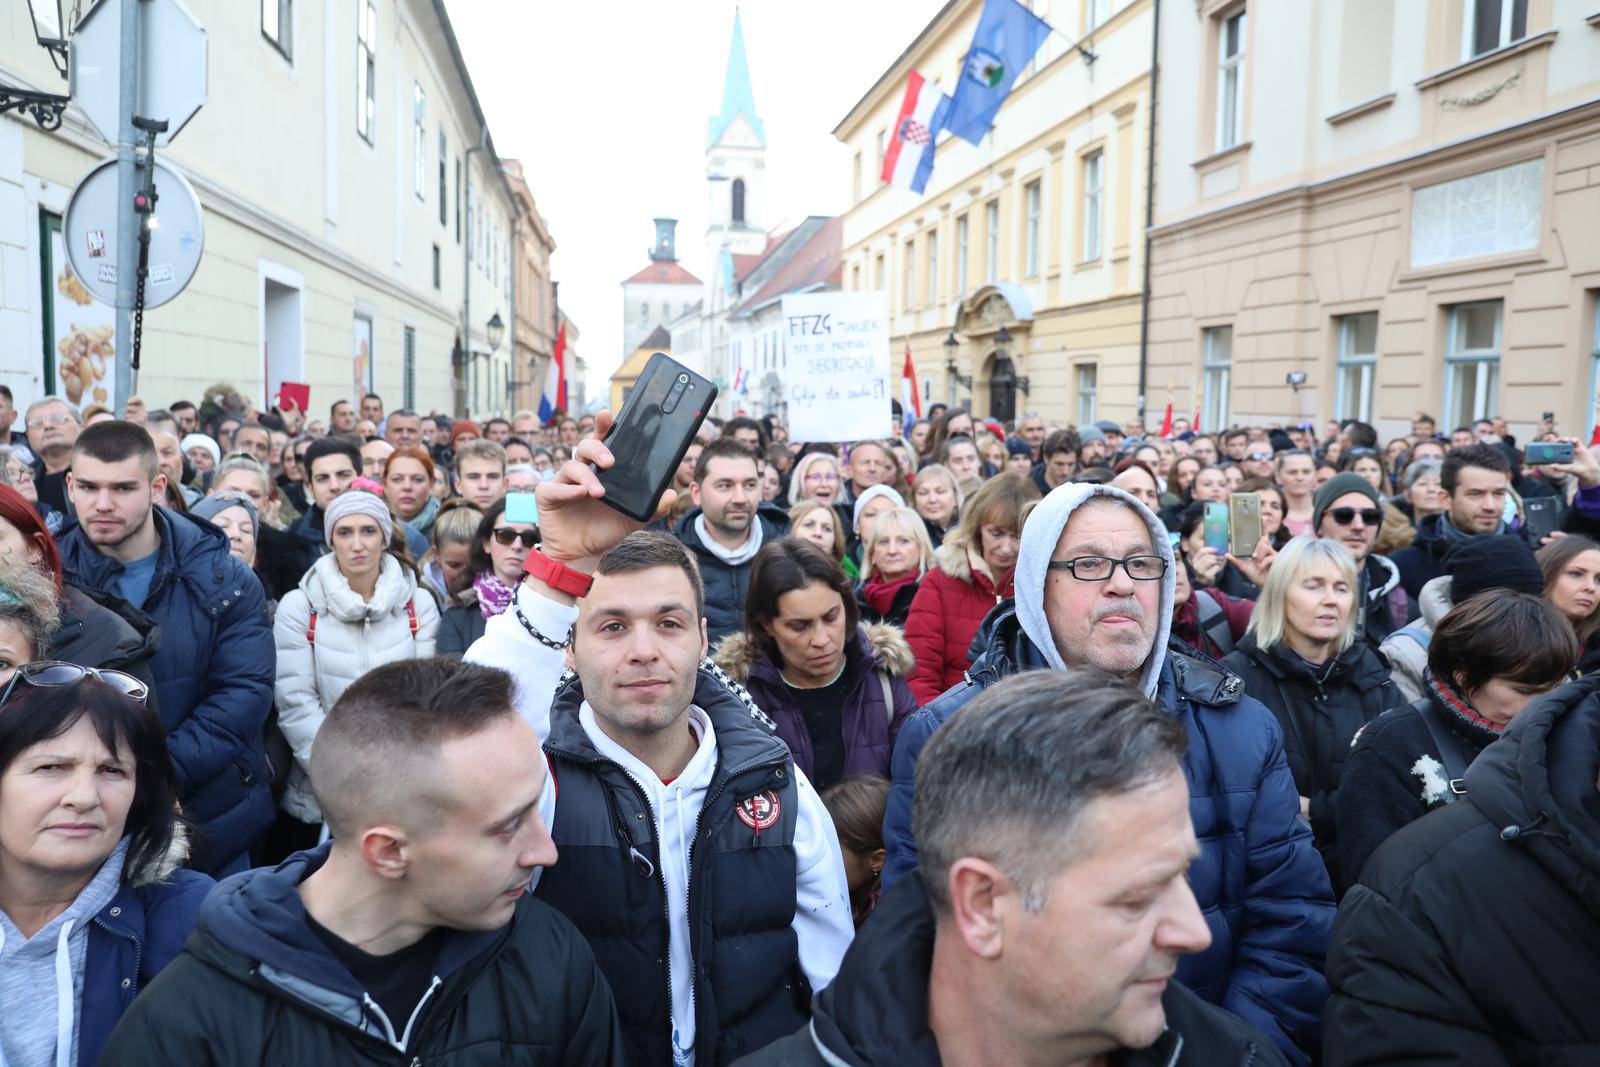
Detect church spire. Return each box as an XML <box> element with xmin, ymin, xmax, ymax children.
<box><xmin>707</xmin><ymin>8</ymin><xmax>765</xmax><ymax>149</ymax></box>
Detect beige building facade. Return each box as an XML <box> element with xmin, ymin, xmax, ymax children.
<box><xmin>835</xmin><ymin>0</ymin><xmax>1154</xmax><ymax>427</ymax></box>
<box><xmin>1148</xmin><ymin>0</ymin><xmax>1600</xmax><ymax>441</ymax></box>
<box><xmin>504</xmin><ymin>159</ymin><xmax>556</xmax><ymax>416</ymax></box>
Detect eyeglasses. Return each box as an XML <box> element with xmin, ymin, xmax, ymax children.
<box><xmin>1326</xmin><ymin>507</ymin><xmax>1382</xmax><ymax>527</ymax></box>
<box><xmin>26</xmin><ymin>413</ymin><xmax>73</xmax><ymax>429</ymax></box>
<box><xmin>805</xmin><ymin>472</ymin><xmax>840</xmax><ymax>484</ymax></box>
<box><xmin>0</xmin><ymin>661</ymin><xmax>149</xmax><ymax>705</ymax></box>
<box><xmin>1246</xmin><ymin>451</ymin><xmax>1273</xmax><ymax>462</ymax></box>
<box><xmin>492</xmin><ymin>528</ymin><xmax>539</xmax><ymax>549</ymax></box>
<box><xmin>1047</xmin><ymin>555</ymin><xmax>1168</xmax><ymax>581</ymax></box>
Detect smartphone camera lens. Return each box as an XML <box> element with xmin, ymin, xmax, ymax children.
<box><xmin>677</xmin><ymin>373</ymin><xmax>690</xmax><ymax>384</ymax></box>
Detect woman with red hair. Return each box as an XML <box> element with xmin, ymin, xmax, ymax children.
<box><xmin>0</xmin><ymin>484</ymin><xmax>157</xmax><ymax>683</ymax></box>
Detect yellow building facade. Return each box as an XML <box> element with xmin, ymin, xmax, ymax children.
<box><xmin>834</xmin><ymin>0</ymin><xmax>1153</xmax><ymax>426</ymax></box>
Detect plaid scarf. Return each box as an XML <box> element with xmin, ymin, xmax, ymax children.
<box><xmin>1424</xmin><ymin>670</ymin><xmax>1506</xmax><ymax>740</ymax></box>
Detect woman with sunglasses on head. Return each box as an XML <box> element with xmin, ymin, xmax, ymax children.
<box><xmin>1221</xmin><ymin>536</ymin><xmax>1402</xmax><ymax>892</ymax></box>
<box><xmin>437</xmin><ymin>497</ymin><xmax>538</xmax><ymax>656</ymax></box>
<box><xmin>272</xmin><ymin>480</ymin><xmax>439</xmax><ymax>847</ymax></box>
<box><xmin>0</xmin><ymin>667</ymin><xmax>209</xmax><ymax>1067</ymax></box>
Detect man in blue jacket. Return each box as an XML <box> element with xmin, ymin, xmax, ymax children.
<box><xmin>59</xmin><ymin>420</ymin><xmax>275</xmax><ymax>876</ymax></box>
<box><xmin>883</xmin><ymin>482</ymin><xmax>1334</xmax><ymax>1063</ymax></box>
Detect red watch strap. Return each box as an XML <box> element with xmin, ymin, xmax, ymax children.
<box><xmin>526</xmin><ymin>549</ymin><xmax>594</xmax><ymax>598</ymax></box>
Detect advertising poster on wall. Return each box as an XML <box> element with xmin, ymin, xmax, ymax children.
<box><xmin>46</xmin><ymin>224</ymin><xmax>119</xmax><ymax>417</ymax></box>
<box><xmin>353</xmin><ymin>316</ymin><xmax>374</xmax><ymax>406</ymax></box>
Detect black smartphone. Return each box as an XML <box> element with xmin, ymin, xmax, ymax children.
<box><xmin>1526</xmin><ymin>441</ymin><xmax>1574</xmax><ymax>465</ymax></box>
<box><xmin>1523</xmin><ymin>497</ymin><xmax>1561</xmax><ymax>542</ymax></box>
<box><xmin>594</xmin><ymin>352</ymin><xmax>717</xmax><ymax>522</ymax></box>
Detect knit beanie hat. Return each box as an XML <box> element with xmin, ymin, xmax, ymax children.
<box><xmin>1311</xmin><ymin>472</ymin><xmax>1382</xmax><ymax>532</ymax></box>
<box><xmin>852</xmin><ymin>484</ymin><xmax>906</xmax><ymax>530</ymax></box>
<box><xmin>323</xmin><ymin>478</ymin><xmax>394</xmax><ymax>547</ymax></box>
<box><xmin>451</xmin><ymin>420</ymin><xmax>483</xmax><ymax>446</ymax></box>
<box><xmin>1005</xmin><ymin>436</ymin><xmax>1034</xmax><ymax>457</ymax></box>
<box><xmin>1078</xmin><ymin>426</ymin><xmax>1107</xmax><ymax>446</ymax></box>
<box><xmin>1445</xmin><ymin>535</ymin><xmax>1545</xmax><ymax>604</ymax></box>
<box><xmin>191</xmin><ymin>491</ymin><xmax>258</xmax><ymax>538</ymax></box>
<box><xmin>180</xmin><ymin>433</ymin><xmax>221</xmax><ymax>468</ymax></box>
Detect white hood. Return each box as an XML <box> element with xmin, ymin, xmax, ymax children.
<box><xmin>1013</xmin><ymin>483</ymin><xmax>1174</xmax><ymax>698</ymax></box>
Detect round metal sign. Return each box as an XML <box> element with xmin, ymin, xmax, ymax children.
<box><xmin>63</xmin><ymin>155</ymin><xmax>205</xmax><ymax>310</ymax></box>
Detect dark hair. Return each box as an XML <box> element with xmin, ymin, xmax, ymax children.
<box><xmin>1110</xmin><ymin>457</ymin><xmax>1158</xmax><ymax>489</ymax></box>
<box><xmin>692</xmin><ymin>437</ymin><xmax>760</xmax><ymax>484</ymax></box>
<box><xmin>0</xmin><ymin>385</ymin><xmax>13</xmax><ymax>404</ymax></box>
<box><xmin>927</xmin><ymin>407</ymin><xmax>974</xmax><ymax>459</ymax></box>
<box><xmin>595</xmin><ymin>531</ymin><xmax>705</xmax><ymax>619</ymax></box>
<box><xmin>742</xmin><ymin>538</ymin><xmax>859</xmax><ymax>665</ymax></box>
<box><xmin>1221</xmin><ymin>428</ymin><xmax>1249</xmax><ymax>444</ymax></box>
<box><xmin>0</xmin><ymin>678</ymin><xmax>184</xmax><ymax>881</ymax></box>
<box><xmin>1537</xmin><ymin>536</ymin><xmax>1600</xmax><ymax>643</ymax></box>
<box><xmin>232</xmin><ymin>422</ymin><xmax>269</xmax><ymax>443</ymax></box>
<box><xmin>1441</xmin><ymin>443</ymin><xmax>1511</xmax><ymax>494</ymax></box>
<box><xmin>312</xmin><ymin>658</ymin><xmax>517</xmax><ymax>836</ymax></box>
<box><xmin>1166</xmin><ymin>455</ymin><xmax>1201</xmax><ymax>501</ymax></box>
<box><xmin>1342</xmin><ymin>420</ymin><xmax>1378</xmax><ymax>450</ymax></box>
<box><xmin>361</xmin><ymin>392</ymin><xmax>382</xmax><ymax>405</ymax></box>
<box><xmin>1429</xmin><ymin>592</ymin><xmax>1578</xmax><ymax>694</ymax></box>
<box><xmin>305</xmin><ymin>436</ymin><xmax>362</xmax><ymax>477</ymax></box>
<box><xmin>467</xmin><ymin>496</ymin><xmax>539</xmax><ymax>576</ymax></box>
<box><xmin>1176</xmin><ymin>499</ymin><xmax>1209</xmax><ymax>541</ymax></box>
<box><xmin>823</xmin><ymin>775</ymin><xmax>889</xmax><ymax>857</ymax></box>
<box><xmin>169</xmin><ymin>400</ymin><xmax>195</xmax><ymax>415</ymax></box>
<box><xmin>722</xmin><ymin>416</ymin><xmax>768</xmax><ymax>449</ymax></box>
<box><xmin>0</xmin><ymin>484</ymin><xmax>61</xmax><ymax>586</ymax></box>
<box><xmin>72</xmin><ymin>421</ymin><xmax>158</xmax><ymax>480</ymax></box>
<box><xmin>1339</xmin><ymin>449</ymin><xmax>1392</xmax><ymax>494</ymax></box>
<box><xmin>483</xmin><ymin>417</ymin><xmax>511</xmax><ymax>433</ymax></box>
<box><xmin>1043</xmin><ymin>428</ymin><xmax>1080</xmax><ymax>461</ymax></box>
<box><xmin>914</xmin><ymin>670</ymin><xmax>1187</xmax><ymax>914</ymax></box>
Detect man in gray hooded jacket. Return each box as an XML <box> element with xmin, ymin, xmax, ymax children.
<box><xmin>882</xmin><ymin>483</ymin><xmax>1335</xmax><ymax>1065</ymax></box>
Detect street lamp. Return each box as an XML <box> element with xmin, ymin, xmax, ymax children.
<box><xmin>943</xmin><ymin>330</ymin><xmax>972</xmax><ymax>390</ymax></box>
<box><xmin>486</xmin><ymin>312</ymin><xmax>505</xmax><ymax>352</ymax></box>
<box><xmin>2</xmin><ymin>0</ymin><xmax>72</xmax><ymax>130</ymax></box>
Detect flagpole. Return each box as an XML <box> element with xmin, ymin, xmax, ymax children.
<box><xmin>1044</xmin><ymin>22</ymin><xmax>1099</xmax><ymax>64</ymax></box>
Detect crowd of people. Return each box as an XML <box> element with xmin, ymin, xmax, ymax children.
<box><xmin>0</xmin><ymin>379</ymin><xmax>1598</xmax><ymax>1064</ymax></box>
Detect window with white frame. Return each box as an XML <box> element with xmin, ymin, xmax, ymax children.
<box><xmin>927</xmin><ymin>231</ymin><xmax>939</xmax><ymax>305</ymax></box>
<box><xmin>1024</xmin><ymin>180</ymin><xmax>1041</xmax><ymax>276</ymax></box>
<box><xmin>1202</xmin><ymin>325</ymin><xmax>1233</xmax><ymax>431</ymax></box>
<box><xmin>1082</xmin><ymin>150</ymin><xmax>1104</xmax><ymax>261</ymax></box>
<box><xmin>956</xmin><ymin>214</ymin><xmax>969</xmax><ymax>297</ymax></box>
<box><xmin>1444</xmin><ymin>301</ymin><xmax>1502</xmax><ymax>428</ymax></box>
<box><xmin>1410</xmin><ymin>158</ymin><xmax>1543</xmax><ymax>268</ymax></box>
<box><xmin>1216</xmin><ymin>9</ymin><xmax>1246</xmax><ymax>151</ymax></box>
<box><xmin>1465</xmin><ymin>0</ymin><xmax>1527</xmax><ymax>59</ymax></box>
<box><xmin>1087</xmin><ymin>0</ymin><xmax>1111</xmax><ymax>29</ymax></box>
<box><xmin>413</xmin><ymin>85</ymin><xmax>427</xmax><ymax>200</ymax></box>
<box><xmin>1076</xmin><ymin>363</ymin><xmax>1098</xmax><ymax>426</ymax></box>
<box><xmin>904</xmin><ymin>239</ymin><xmax>916</xmax><ymax>309</ymax></box>
<box><xmin>356</xmin><ymin>1</ymin><xmax>376</xmax><ymax>143</ymax></box>
<box><xmin>1335</xmin><ymin>312</ymin><xmax>1378</xmax><ymax>423</ymax></box>
<box><xmin>262</xmin><ymin>0</ymin><xmax>291</xmax><ymax>59</ymax></box>
<box><xmin>438</xmin><ymin>131</ymin><xmax>447</xmax><ymax>225</ymax></box>
<box><xmin>986</xmin><ymin>199</ymin><xmax>1000</xmax><ymax>283</ymax></box>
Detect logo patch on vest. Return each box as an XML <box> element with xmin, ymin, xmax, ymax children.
<box><xmin>736</xmin><ymin>790</ymin><xmax>782</xmax><ymax>831</ymax></box>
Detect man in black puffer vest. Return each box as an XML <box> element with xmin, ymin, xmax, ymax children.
<box><xmin>467</xmin><ymin>424</ymin><xmax>853</xmax><ymax>1067</ymax></box>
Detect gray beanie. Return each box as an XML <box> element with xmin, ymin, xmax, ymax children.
<box><xmin>1078</xmin><ymin>426</ymin><xmax>1107</xmax><ymax>446</ymax></box>
<box><xmin>191</xmin><ymin>491</ymin><xmax>258</xmax><ymax>538</ymax></box>
<box><xmin>323</xmin><ymin>486</ymin><xmax>394</xmax><ymax>547</ymax></box>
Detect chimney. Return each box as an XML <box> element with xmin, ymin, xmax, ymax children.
<box><xmin>650</xmin><ymin>218</ymin><xmax>678</xmax><ymax>262</ymax></box>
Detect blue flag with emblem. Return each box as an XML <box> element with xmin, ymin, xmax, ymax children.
<box><xmin>946</xmin><ymin>0</ymin><xmax>1053</xmax><ymax>146</ymax></box>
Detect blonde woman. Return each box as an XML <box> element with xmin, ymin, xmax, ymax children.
<box><xmin>909</xmin><ymin>462</ymin><xmax>962</xmax><ymax>548</ymax></box>
<box><xmin>1220</xmin><ymin>536</ymin><xmax>1400</xmax><ymax>887</ymax></box>
<box><xmin>856</xmin><ymin>506</ymin><xmax>935</xmax><ymax>627</ymax></box>
<box><xmin>789</xmin><ymin>498</ymin><xmax>854</xmax><ymax>576</ymax></box>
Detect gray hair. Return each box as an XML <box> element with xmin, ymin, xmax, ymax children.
<box><xmin>914</xmin><ymin>670</ymin><xmax>1187</xmax><ymax>915</ymax></box>
<box><xmin>145</xmin><ymin>410</ymin><xmax>180</xmax><ymax>439</ymax></box>
<box><xmin>24</xmin><ymin>395</ymin><xmax>80</xmax><ymax>423</ymax></box>
<box><xmin>1245</xmin><ymin>535</ymin><xmax>1360</xmax><ymax>654</ymax></box>
<box><xmin>214</xmin><ymin>451</ymin><xmax>270</xmax><ymax>494</ymax></box>
<box><xmin>1401</xmin><ymin>459</ymin><xmax>1443</xmax><ymax>491</ymax></box>
<box><xmin>0</xmin><ymin>553</ymin><xmax>62</xmax><ymax>659</ymax></box>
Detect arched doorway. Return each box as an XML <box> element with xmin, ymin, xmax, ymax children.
<box><xmin>988</xmin><ymin>355</ymin><xmax>1017</xmax><ymax>424</ymax></box>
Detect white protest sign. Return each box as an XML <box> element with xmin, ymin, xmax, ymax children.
<box><xmin>782</xmin><ymin>291</ymin><xmax>893</xmax><ymax>443</ymax></box>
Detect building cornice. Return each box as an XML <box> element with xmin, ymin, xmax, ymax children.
<box><xmin>1413</xmin><ymin>30</ymin><xmax>1557</xmax><ymax>92</ymax></box>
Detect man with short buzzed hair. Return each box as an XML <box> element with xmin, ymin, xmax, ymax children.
<box><xmin>384</xmin><ymin>409</ymin><xmax>423</xmax><ymax>450</ymax></box>
<box><xmin>99</xmin><ymin>658</ymin><xmax>626</xmax><ymax>1065</ymax></box>
<box><xmin>330</xmin><ymin>399</ymin><xmax>357</xmax><ymax>435</ymax></box>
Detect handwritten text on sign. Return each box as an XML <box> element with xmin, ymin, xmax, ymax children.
<box><xmin>781</xmin><ymin>291</ymin><xmax>892</xmax><ymax>443</ymax></box>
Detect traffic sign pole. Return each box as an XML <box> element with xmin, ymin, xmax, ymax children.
<box><xmin>112</xmin><ymin>0</ymin><xmax>140</xmax><ymax>415</ymax></box>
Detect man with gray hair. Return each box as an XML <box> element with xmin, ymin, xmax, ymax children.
<box><xmin>737</xmin><ymin>671</ymin><xmax>1288</xmax><ymax>1066</ymax></box>
<box><xmin>882</xmin><ymin>481</ymin><xmax>1335</xmax><ymax>1063</ymax></box>
<box><xmin>25</xmin><ymin>395</ymin><xmax>82</xmax><ymax>514</ymax></box>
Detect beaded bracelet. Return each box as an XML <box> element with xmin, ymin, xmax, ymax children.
<box><xmin>514</xmin><ymin>603</ymin><xmax>571</xmax><ymax>651</ymax></box>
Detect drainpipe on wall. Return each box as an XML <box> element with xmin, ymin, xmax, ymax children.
<box><xmin>462</xmin><ymin>127</ymin><xmax>488</xmax><ymax>418</ymax></box>
<box><xmin>1136</xmin><ymin>0</ymin><xmax>1161</xmax><ymax>430</ymax></box>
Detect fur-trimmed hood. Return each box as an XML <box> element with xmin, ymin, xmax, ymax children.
<box><xmin>713</xmin><ymin>622</ymin><xmax>914</xmax><ymax>683</ymax></box>
<box><xmin>128</xmin><ymin>822</ymin><xmax>192</xmax><ymax>888</ymax></box>
<box><xmin>932</xmin><ymin>534</ymin><xmax>1005</xmax><ymax>590</ymax></box>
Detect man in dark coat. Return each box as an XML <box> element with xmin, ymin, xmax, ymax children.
<box><xmin>1324</xmin><ymin>672</ymin><xmax>1600</xmax><ymax>1065</ymax></box>
<box><xmin>674</xmin><ymin>437</ymin><xmax>790</xmax><ymax>644</ymax></box>
<box><xmin>58</xmin><ymin>421</ymin><xmax>275</xmax><ymax>875</ymax></box>
<box><xmin>738</xmin><ymin>671</ymin><xmax>1289</xmax><ymax>1067</ymax></box>
<box><xmin>1390</xmin><ymin>444</ymin><xmax>1514</xmax><ymax>598</ymax></box>
<box><xmin>884</xmin><ymin>483</ymin><xmax>1335</xmax><ymax>1064</ymax></box>
<box><xmin>98</xmin><ymin>658</ymin><xmax>624</xmax><ymax>1066</ymax></box>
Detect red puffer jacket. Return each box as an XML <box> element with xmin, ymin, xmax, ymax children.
<box><xmin>904</xmin><ymin>537</ymin><xmax>1014</xmax><ymax>704</ymax></box>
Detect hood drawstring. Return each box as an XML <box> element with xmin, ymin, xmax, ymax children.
<box><xmin>1499</xmin><ymin>810</ymin><xmax>1560</xmax><ymax>844</ymax></box>
<box><xmin>52</xmin><ymin>920</ymin><xmax>75</xmax><ymax>1067</ymax></box>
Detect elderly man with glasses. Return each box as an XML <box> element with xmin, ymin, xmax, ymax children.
<box><xmin>882</xmin><ymin>481</ymin><xmax>1335</xmax><ymax>1065</ymax></box>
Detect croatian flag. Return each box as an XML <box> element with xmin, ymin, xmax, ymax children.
<box><xmin>900</xmin><ymin>347</ymin><xmax>922</xmax><ymax>427</ymax></box>
<box><xmin>881</xmin><ymin>71</ymin><xmax>950</xmax><ymax>195</ymax></box>
<box><xmin>539</xmin><ymin>322</ymin><xmax>567</xmax><ymax>422</ymax></box>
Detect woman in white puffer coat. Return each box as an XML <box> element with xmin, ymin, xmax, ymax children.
<box><xmin>272</xmin><ymin>479</ymin><xmax>439</xmax><ymax>839</ymax></box>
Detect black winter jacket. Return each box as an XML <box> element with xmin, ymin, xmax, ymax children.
<box><xmin>98</xmin><ymin>844</ymin><xmax>625</xmax><ymax>1066</ymax></box>
<box><xmin>1324</xmin><ymin>674</ymin><xmax>1600</xmax><ymax>1065</ymax></box>
<box><xmin>1222</xmin><ymin>635</ymin><xmax>1400</xmax><ymax>891</ymax></box>
<box><xmin>437</xmin><ymin>600</ymin><xmax>489</xmax><ymax>657</ymax></box>
<box><xmin>733</xmin><ymin>878</ymin><xmax>1289</xmax><ymax>1067</ymax></box>
<box><xmin>673</xmin><ymin>504</ymin><xmax>790</xmax><ymax>645</ymax></box>
<box><xmin>50</xmin><ymin>582</ymin><xmax>159</xmax><ymax>687</ymax></box>
<box><xmin>1334</xmin><ymin>688</ymin><xmax>1502</xmax><ymax>888</ymax></box>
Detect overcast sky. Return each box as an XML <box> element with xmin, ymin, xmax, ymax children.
<box><xmin>449</xmin><ymin>0</ymin><xmax>946</xmax><ymax>386</ymax></box>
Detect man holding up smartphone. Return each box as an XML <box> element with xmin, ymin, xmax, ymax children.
<box><xmin>466</xmin><ymin>414</ymin><xmax>853</xmax><ymax>1066</ymax></box>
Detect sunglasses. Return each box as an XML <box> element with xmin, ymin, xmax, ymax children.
<box><xmin>492</xmin><ymin>528</ymin><xmax>539</xmax><ymax>549</ymax></box>
<box><xmin>1327</xmin><ymin>507</ymin><xmax>1382</xmax><ymax>527</ymax></box>
<box><xmin>0</xmin><ymin>661</ymin><xmax>149</xmax><ymax>705</ymax></box>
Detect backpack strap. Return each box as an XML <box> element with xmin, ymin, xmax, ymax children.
<box><xmin>878</xmin><ymin>671</ymin><xmax>895</xmax><ymax>729</ymax></box>
<box><xmin>407</xmin><ymin>598</ymin><xmax>418</xmax><ymax>640</ymax></box>
<box><xmin>1413</xmin><ymin>697</ymin><xmax>1469</xmax><ymax>802</ymax></box>
<box><xmin>1194</xmin><ymin>592</ymin><xmax>1236</xmax><ymax>655</ymax></box>
<box><xmin>307</xmin><ymin>611</ymin><xmax>317</xmax><ymax>649</ymax></box>
<box><xmin>1389</xmin><ymin>621</ymin><xmax>1431</xmax><ymax>654</ymax></box>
